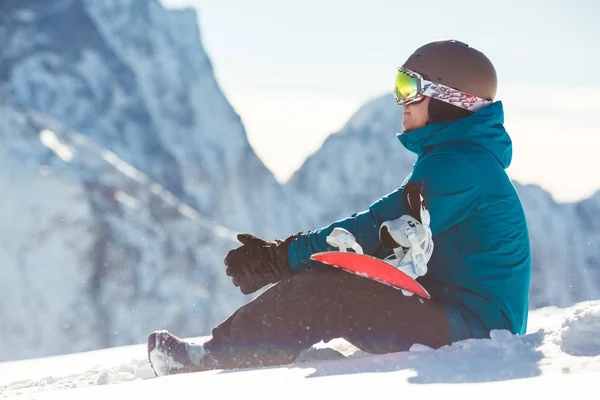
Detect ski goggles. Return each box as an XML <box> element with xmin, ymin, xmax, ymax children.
<box><xmin>394</xmin><ymin>66</ymin><xmax>492</xmax><ymax>112</ymax></box>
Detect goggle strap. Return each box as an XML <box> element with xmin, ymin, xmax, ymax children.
<box><xmin>422</xmin><ymin>82</ymin><xmax>492</xmax><ymax>112</ymax></box>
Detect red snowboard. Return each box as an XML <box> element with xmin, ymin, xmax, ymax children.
<box><xmin>310</xmin><ymin>252</ymin><xmax>431</xmax><ymax>299</ymax></box>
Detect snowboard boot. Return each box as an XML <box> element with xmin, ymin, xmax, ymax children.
<box><xmin>147</xmin><ymin>330</ymin><xmax>215</xmax><ymax>377</ymax></box>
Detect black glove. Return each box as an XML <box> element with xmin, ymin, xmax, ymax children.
<box><xmin>224</xmin><ymin>232</ymin><xmax>301</xmax><ymax>295</ymax></box>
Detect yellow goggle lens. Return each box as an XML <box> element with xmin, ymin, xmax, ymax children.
<box><xmin>394</xmin><ymin>70</ymin><xmax>418</xmax><ymax>101</ymax></box>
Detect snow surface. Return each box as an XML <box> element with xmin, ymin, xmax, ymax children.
<box><xmin>1</xmin><ymin>301</ymin><xmax>600</xmax><ymax>399</ymax></box>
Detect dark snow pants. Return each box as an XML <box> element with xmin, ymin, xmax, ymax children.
<box><xmin>202</xmin><ymin>265</ymin><xmax>451</xmax><ymax>369</ymax></box>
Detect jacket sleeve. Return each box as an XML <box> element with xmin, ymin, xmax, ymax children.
<box><xmin>287</xmin><ymin>184</ymin><xmax>410</xmax><ymax>271</ymax></box>
<box><xmin>287</xmin><ymin>152</ymin><xmax>481</xmax><ymax>271</ymax></box>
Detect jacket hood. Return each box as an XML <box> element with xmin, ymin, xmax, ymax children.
<box><xmin>397</xmin><ymin>101</ymin><xmax>512</xmax><ymax>168</ymax></box>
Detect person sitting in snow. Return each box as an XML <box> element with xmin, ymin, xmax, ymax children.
<box><xmin>147</xmin><ymin>40</ymin><xmax>532</xmax><ymax>376</ymax></box>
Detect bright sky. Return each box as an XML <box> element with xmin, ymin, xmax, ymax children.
<box><xmin>162</xmin><ymin>0</ymin><xmax>600</xmax><ymax>203</ymax></box>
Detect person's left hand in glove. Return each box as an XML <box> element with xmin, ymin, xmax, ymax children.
<box><xmin>224</xmin><ymin>232</ymin><xmax>301</xmax><ymax>295</ymax></box>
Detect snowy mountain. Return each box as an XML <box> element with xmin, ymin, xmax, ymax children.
<box><xmin>517</xmin><ymin>184</ymin><xmax>600</xmax><ymax>308</ymax></box>
<box><xmin>0</xmin><ymin>100</ymin><xmax>251</xmax><ymax>362</ymax></box>
<box><xmin>0</xmin><ymin>0</ymin><xmax>297</xmax><ymax>238</ymax></box>
<box><xmin>288</xmin><ymin>95</ymin><xmax>415</xmax><ymax>228</ymax></box>
<box><xmin>2</xmin><ymin>300</ymin><xmax>599</xmax><ymax>399</ymax></box>
<box><xmin>0</xmin><ymin>0</ymin><xmax>301</xmax><ymax>362</ymax></box>
<box><xmin>287</xmin><ymin>94</ymin><xmax>600</xmax><ymax>309</ymax></box>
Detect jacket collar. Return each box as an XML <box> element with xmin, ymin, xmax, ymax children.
<box><xmin>397</xmin><ymin>101</ymin><xmax>512</xmax><ymax>168</ymax></box>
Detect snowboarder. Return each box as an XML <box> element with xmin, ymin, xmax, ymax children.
<box><xmin>147</xmin><ymin>40</ymin><xmax>531</xmax><ymax>376</ymax></box>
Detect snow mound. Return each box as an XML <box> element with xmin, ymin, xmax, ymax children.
<box><xmin>1</xmin><ymin>357</ymin><xmax>154</xmax><ymax>395</ymax></box>
<box><xmin>559</xmin><ymin>302</ymin><xmax>600</xmax><ymax>357</ymax></box>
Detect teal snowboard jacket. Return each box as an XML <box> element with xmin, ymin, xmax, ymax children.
<box><xmin>287</xmin><ymin>101</ymin><xmax>531</xmax><ymax>343</ymax></box>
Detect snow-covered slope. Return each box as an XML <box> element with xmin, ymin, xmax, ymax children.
<box><xmin>288</xmin><ymin>94</ymin><xmax>600</xmax><ymax>309</ymax></box>
<box><xmin>0</xmin><ymin>0</ymin><xmax>296</xmax><ymax>238</ymax></box>
<box><xmin>2</xmin><ymin>300</ymin><xmax>599</xmax><ymax>399</ymax></box>
<box><xmin>0</xmin><ymin>100</ymin><xmax>251</xmax><ymax>362</ymax></box>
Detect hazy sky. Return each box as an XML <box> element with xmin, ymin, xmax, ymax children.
<box><xmin>162</xmin><ymin>0</ymin><xmax>599</xmax><ymax>202</ymax></box>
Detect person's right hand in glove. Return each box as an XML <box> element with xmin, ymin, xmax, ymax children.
<box><xmin>224</xmin><ymin>232</ymin><xmax>301</xmax><ymax>295</ymax></box>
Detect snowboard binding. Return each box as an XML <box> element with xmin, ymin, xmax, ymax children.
<box><xmin>323</xmin><ymin>182</ymin><xmax>434</xmax><ymax>297</ymax></box>
<box><xmin>379</xmin><ymin>182</ymin><xmax>433</xmax><ymax>289</ymax></box>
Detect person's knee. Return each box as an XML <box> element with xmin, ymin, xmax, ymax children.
<box><xmin>281</xmin><ymin>265</ymin><xmax>347</xmax><ymax>291</ymax></box>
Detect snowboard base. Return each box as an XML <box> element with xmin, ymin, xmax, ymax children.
<box><xmin>311</xmin><ymin>252</ymin><xmax>431</xmax><ymax>299</ymax></box>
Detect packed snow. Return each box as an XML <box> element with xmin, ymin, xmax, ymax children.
<box><xmin>1</xmin><ymin>300</ymin><xmax>599</xmax><ymax>399</ymax></box>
